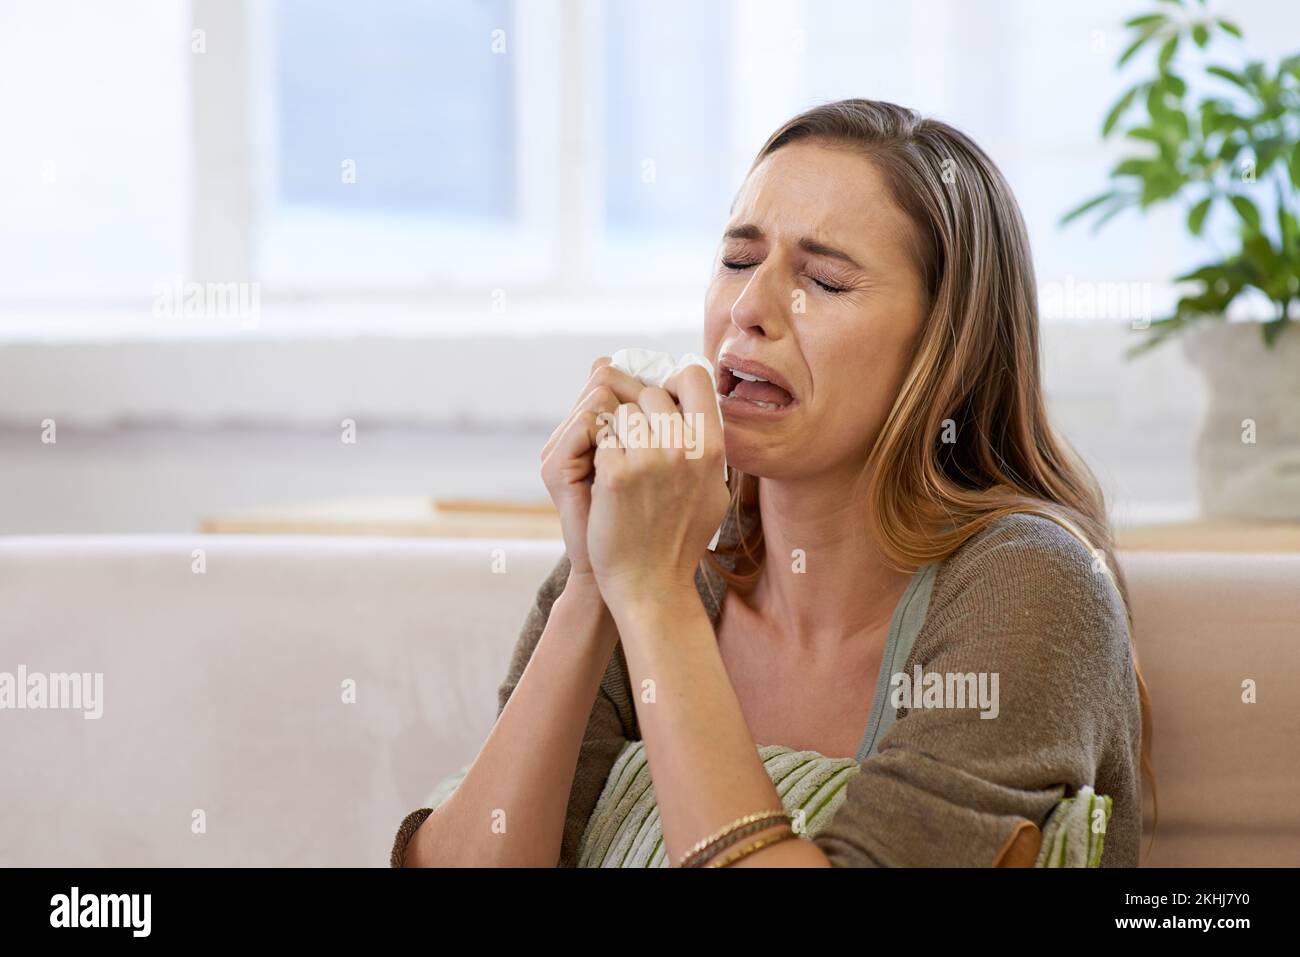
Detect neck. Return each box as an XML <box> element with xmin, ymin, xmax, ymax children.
<box><xmin>747</xmin><ymin>469</ymin><xmax>917</xmax><ymax>648</ymax></box>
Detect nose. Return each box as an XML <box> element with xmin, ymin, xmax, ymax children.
<box><xmin>729</xmin><ymin>258</ymin><xmax>791</xmax><ymax>339</ymax></box>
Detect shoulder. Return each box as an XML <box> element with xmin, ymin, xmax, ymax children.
<box><xmin>922</xmin><ymin>510</ymin><xmax>1131</xmax><ymax>669</ymax></box>
<box><xmin>935</xmin><ymin>511</ymin><xmax>1118</xmax><ymax>609</ymax></box>
<box><xmin>899</xmin><ymin>510</ymin><xmax>1139</xmax><ymax>773</ymax></box>
<box><xmin>944</xmin><ymin>510</ymin><xmax>1103</xmax><ymax>579</ymax></box>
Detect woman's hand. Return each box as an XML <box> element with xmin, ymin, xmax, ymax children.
<box><xmin>587</xmin><ymin>364</ymin><xmax>729</xmax><ymax>614</ymax></box>
<box><xmin>539</xmin><ymin>357</ymin><xmax>650</xmax><ymax>587</ymax></box>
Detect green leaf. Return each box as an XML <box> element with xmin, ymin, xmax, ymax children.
<box><xmin>1146</xmin><ymin>82</ymin><xmax>1170</xmax><ymax>120</ymax></box>
<box><xmin>1177</xmin><ymin>283</ymin><xmax>1237</xmax><ymax>315</ymax></box>
<box><xmin>1238</xmin><ymin>244</ymin><xmax>1273</xmax><ymax>284</ymax></box>
<box><xmin>1219</xmin><ymin>137</ymin><xmax>1243</xmax><ymax>163</ymax></box>
<box><xmin>1198</xmin><ymin>101</ymin><xmax>1224</xmax><ymax>137</ymax></box>
<box><xmin>1192</xmin><ymin>24</ymin><xmax>1209</xmax><ymax>48</ymax></box>
<box><xmin>1175</xmin><ymin>263</ymin><xmax>1226</xmax><ymax>283</ymax></box>
<box><xmin>1124</xmin><ymin>13</ymin><xmax>1167</xmax><ymax>28</ymax></box>
<box><xmin>1123</xmin><ymin>316</ymin><xmax>1192</xmax><ymax>360</ymax></box>
<box><xmin>1216</xmin><ymin>18</ymin><xmax>1243</xmax><ymax>38</ymax></box>
<box><xmin>1060</xmin><ymin>190</ymin><xmax>1117</xmax><ymax>226</ymax></box>
<box><xmin>1119</xmin><ymin>25</ymin><xmax>1163</xmax><ymax>67</ymax></box>
<box><xmin>1114</xmin><ymin>157</ymin><xmax>1153</xmax><ymax>177</ymax></box>
<box><xmin>1230</xmin><ymin>195</ymin><xmax>1261</xmax><ymax>231</ymax></box>
<box><xmin>1255</xmin><ymin>137</ymin><xmax>1285</xmax><ymax>177</ymax></box>
<box><xmin>1091</xmin><ymin>195</ymin><xmax>1136</xmax><ymax>232</ymax></box>
<box><xmin>1291</xmin><ymin>142</ymin><xmax>1300</xmax><ymax>191</ymax></box>
<box><xmin>1102</xmin><ymin>87</ymin><xmax>1138</xmax><ymax>136</ymax></box>
<box><xmin>1206</xmin><ymin>65</ymin><xmax>1249</xmax><ymax>89</ymax></box>
<box><xmin>1126</xmin><ymin>127</ymin><xmax>1166</xmax><ymax>147</ymax></box>
<box><xmin>1278</xmin><ymin>212</ymin><xmax>1300</xmax><ymax>258</ymax></box>
<box><xmin>1200</xmin><ymin>101</ymin><xmax>1249</xmax><ymax>138</ymax></box>
<box><xmin>1188</xmin><ymin>196</ymin><xmax>1213</xmax><ymax>235</ymax></box>
<box><xmin>1157</xmin><ymin>34</ymin><xmax>1179</xmax><ymax>71</ymax></box>
<box><xmin>1140</xmin><ymin>171</ymin><xmax>1184</xmax><ymax>207</ymax></box>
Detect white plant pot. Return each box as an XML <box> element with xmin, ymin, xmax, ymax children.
<box><xmin>1181</xmin><ymin>321</ymin><xmax>1300</xmax><ymax>520</ymax></box>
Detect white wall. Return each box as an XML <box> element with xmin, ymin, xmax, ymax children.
<box><xmin>0</xmin><ymin>323</ymin><xmax>1205</xmax><ymax>534</ymax></box>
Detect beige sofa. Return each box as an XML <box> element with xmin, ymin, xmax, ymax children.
<box><xmin>1121</xmin><ymin>550</ymin><xmax>1299</xmax><ymax>865</ymax></box>
<box><xmin>0</xmin><ymin>536</ymin><xmax>1295</xmax><ymax>866</ymax></box>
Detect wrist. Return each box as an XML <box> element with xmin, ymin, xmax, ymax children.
<box><xmin>557</xmin><ymin>572</ymin><xmax>619</xmax><ymax>645</ymax></box>
<box><xmin>563</xmin><ymin>566</ymin><xmax>604</xmax><ymax>596</ymax></box>
<box><xmin>601</xmin><ymin>575</ymin><xmax>701</xmax><ymax>626</ymax></box>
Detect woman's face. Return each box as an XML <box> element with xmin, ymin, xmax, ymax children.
<box><xmin>703</xmin><ymin>139</ymin><xmax>930</xmax><ymax>483</ymax></box>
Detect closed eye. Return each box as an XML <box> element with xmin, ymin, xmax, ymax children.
<box><xmin>722</xmin><ymin>259</ymin><xmax>852</xmax><ymax>295</ymax></box>
<box><xmin>811</xmin><ymin>276</ymin><xmax>851</xmax><ymax>294</ymax></box>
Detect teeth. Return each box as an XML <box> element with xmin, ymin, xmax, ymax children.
<box><xmin>724</xmin><ymin>389</ymin><xmax>784</xmax><ymax>410</ymax></box>
<box><xmin>722</xmin><ymin>366</ymin><xmax>788</xmax><ymax>410</ymax></box>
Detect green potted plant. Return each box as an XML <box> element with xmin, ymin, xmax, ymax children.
<box><xmin>1063</xmin><ymin>0</ymin><xmax>1300</xmax><ymax>520</ymax></box>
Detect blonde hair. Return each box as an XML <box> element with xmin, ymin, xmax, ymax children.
<box><xmin>704</xmin><ymin>98</ymin><xmax>1157</xmax><ymax>851</ymax></box>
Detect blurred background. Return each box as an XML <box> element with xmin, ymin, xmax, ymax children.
<box><xmin>1</xmin><ymin>0</ymin><xmax>1297</xmax><ymax>538</ymax></box>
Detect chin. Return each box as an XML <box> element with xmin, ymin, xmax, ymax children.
<box><xmin>723</xmin><ymin>438</ymin><xmax>792</xmax><ymax>481</ymax></box>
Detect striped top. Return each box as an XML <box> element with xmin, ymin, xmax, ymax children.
<box><xmin>577</xmin><ymin>742</ymin><xmax>862</xmax><ymax>867</ymax></box>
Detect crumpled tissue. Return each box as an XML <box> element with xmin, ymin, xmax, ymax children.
<box><xmin>608</xmin><ymin>347</ymin><xmax>728</xmax><ymax>551</ymax></box>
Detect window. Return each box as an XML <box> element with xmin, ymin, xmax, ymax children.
<box><xmin>276</xmin><ymin>1</ymin><xmax>516</xmax><ymax>220</ymax></box>
<box><xmin>5</xmin><ymin>0</ymin><xmax>1298</xmax><ymax>329</ymax></box>
<box><xmin>0</xmin><ymin>0</ymin><xmax>189</xmax><ymax>307</ymax></box>
<box><xmin>251</xmin><ymin>0</ymin><xmax>558</xmax><ymax>290</ymax></box>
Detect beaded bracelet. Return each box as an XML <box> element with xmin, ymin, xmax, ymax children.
<box><xmin>705</xmin><ymin>826</ymin><xmax>800</xmax><ymax>868</ymax></box>
<box><xmin>675</xmin><ymin>809</ymin><xmax>792</xmax><ymax>869</ymax></box>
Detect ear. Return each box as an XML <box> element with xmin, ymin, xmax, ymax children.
<box><xmin>992</xmin><ymin>819</ymin><xmax>1042</xmax><ymax>867</ymax></box>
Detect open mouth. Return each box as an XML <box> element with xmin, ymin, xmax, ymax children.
<box><xmin>717</xmin><ymin>365</ymin><xmax>797</xmax><ymax>411</ymax></box>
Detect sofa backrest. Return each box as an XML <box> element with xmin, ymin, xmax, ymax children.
<box><xmin>0</xmin><ymin>536</ymin><xmax>563</xmax><ymax>866</ymax></box>
<box><xmin>0</xmin><ymin>536</ymin><xmax>1295</xmax><ymax>866</ymax></box>
<box><xmin>1120</xmin><ymin>550</ymin><xmax>1299</xmax><ymax>865</ymax></box>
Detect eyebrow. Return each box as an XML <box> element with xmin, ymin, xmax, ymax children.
<box><xmin>722</xmin><ymin>224</ymin><xmax>864</xmax><ymax>271</ymax></box>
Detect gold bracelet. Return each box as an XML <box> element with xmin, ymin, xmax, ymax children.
<box><xmin>704</xmin><ymin>826</ymin><xmax>799</xmax><ymax>868</ymax></box>
<box><xmin>679</xmin><ymin>816</ymin><xmax>786</xmax><ymax>869</ymax></box>
<box><xmin>675</xmin><ymin>809</ymin><xmax>791</xmax><ymax>869</ymax></box>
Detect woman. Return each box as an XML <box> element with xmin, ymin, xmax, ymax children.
<box><xmin>394</xmin><ymin>98</ymin><xmax>1152</xmax><ymax>868</ymax></box>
